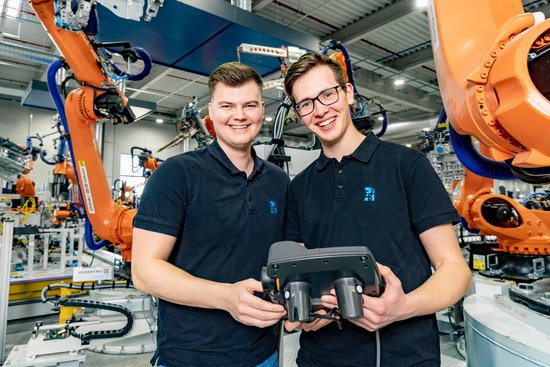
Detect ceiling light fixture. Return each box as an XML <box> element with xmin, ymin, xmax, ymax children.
<box><xmin>6</xmin><ymin>0</ymin><xmax>22</xmax><ymax>17</ymax></box>
<box><xmin>377</xmin><ymin>116</ymin><xmax>384</xmax><ymax>121</ymax></box>
<box><xmin>415</xmin><ymin>0</ymin><xmax>428</xmax><ymax>8</ymax></box>
<box><xmin>265</xmin><ymin>117</ymin><xmax>273</xmax><ymax>122</ymax></box>
<box><xmin>156</xmin><ymin>118</ymin><xmax>164</xmax><ymax>124</ymax></box>
<box><xmin>394</xmin><ymin>78</ymin><xmax>405</xmax><ymax>86</ymax></box>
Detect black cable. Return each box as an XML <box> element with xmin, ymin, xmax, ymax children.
<box><xmin>505</xmin><ymin>160</ymin><xmax>550</xmax><ymax>184</ymax></box>
<box><xmin>60</xmin><ymin>74</ymin><xmax>76</xmax><ymax>98</ymax></box>
<box><xmin>61</xmin><ymin>298</ymin><xmax>133</xmax><ymax>343</ymax></box>
<box><xmin>41</xmin><ymin>281</ymin><xmax>135</xmax><ymax>304</ymax></box>
<box><xmin>447</xmin><ymin>310</ymin><xmax>464</xmax><ymax>336</ymax></box>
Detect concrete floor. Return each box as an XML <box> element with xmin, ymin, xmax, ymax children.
<box><xmin>3</xmin><ymin>314</ymin><xmax>466</xmax><ymax>367</ymax></box>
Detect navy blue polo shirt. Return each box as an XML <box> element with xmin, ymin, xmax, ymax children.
<box><xmin>134</xmin><ymin>140</ymin><xmax>289</xmax><ymax>367</ymax></box>
<box><xmin>285</xmin><ymin>132</ymin><xmax>459</xmax><ymax>367</ymax></box>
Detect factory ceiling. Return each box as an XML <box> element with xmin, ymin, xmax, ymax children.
<box><xmin>0</xmin><ymin>0</ymin><xmax>548</xmax><ymax>146</ymax></box>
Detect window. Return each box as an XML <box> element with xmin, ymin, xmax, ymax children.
<box><xmin>119</xmin><ymin>154</ymin><xmax>146</xmax><ymax>198</ymax></box>
<box><xmin>1</xmin><ymin>0</ymin><xmax>23</xmax><ymax>38</ymax></box>
<box><xmin>4</xmin><ymin>0</ymin><xmax>22</xmax><ymax>18</ymax></box>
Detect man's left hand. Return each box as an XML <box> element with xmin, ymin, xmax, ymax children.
<box><xmin>321</xmin><ymin>263</ymin><xmax>409</xmax><ymax>331</ymax></box>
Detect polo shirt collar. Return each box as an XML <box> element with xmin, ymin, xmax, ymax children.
<box><xmin>207</xmin><ymin>139</ymin><xmax>264</xmax><ymax>177</ymax></box>
<box><xmin>351</xmin><ymin>131</ymin><xmax>380</xmax><ymax>163</ymax></box>
<box><xmin>316</xmin><ymin>132</ymin><xmax>380</xmax><ymax>171</ymax></box>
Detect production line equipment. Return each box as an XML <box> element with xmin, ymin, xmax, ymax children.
<box><xmin>1</xmin><ymin>0</ymin><xmax>164</xmax><ymax>365</ymax></box>
<box><xmin>26</xmin><ymin>0</ymin><xmax>162</xmax><ymax>262</ymax></box>
<box><xmin>429</xmin><ymin>0</ymin><xmax>550</xmax><ymax>366</ymax></box>
<box><xmin>157</xmin><ymin>97</ymin><xmax>214</xmax><ymax>153</ymax></box>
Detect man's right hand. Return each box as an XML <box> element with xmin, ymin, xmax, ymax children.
<box><xmin>223</xmin><ymin>278</ymin><xmax>286</xmax><ymax>328</ymax></box>
<box><xmin>284</xmin><ymin>309</ymin><xmax>333</xmax><ymax>332</ymax></box>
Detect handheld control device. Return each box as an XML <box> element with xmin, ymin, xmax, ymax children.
<box><xmin>261</xmin><ymin>241</ymin><xmax>385</xmax><ymax>323</ymax></box>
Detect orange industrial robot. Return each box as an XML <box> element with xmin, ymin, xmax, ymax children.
<box><xmin>29</xmin><ymin>0</ymin><xmax>154</xmax><ymax>262</ymax></box>
<box><xmin>430</xmin><ymin>0</ymin><xmax>550</xmax><ymax>280</ymax></box>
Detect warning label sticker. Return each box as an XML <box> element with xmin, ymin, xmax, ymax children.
<box><xmin>472</xmin><ymin>254</ymin><xmax>486</xmax><ymax>270</ymax></box>
<box><xmin>78</xmin><ymin>160</ymin><xmax>95</xmax><ymax>214</ymax></box>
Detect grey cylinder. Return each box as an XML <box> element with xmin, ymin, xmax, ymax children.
<box><xmin>284</xmin><ymin>281</ymin><xmax>311</xmax><ymax>322</ymax></box>
<box><xmin>334</xmin><ymin>277</ymin><xmax>364</xmax><ymax>319</ymax></box>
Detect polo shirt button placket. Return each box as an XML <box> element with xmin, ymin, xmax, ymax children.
<box><xmin>246</xmin><ymin>181</ymin><xmax>257</xmax><ymax>214</ymax></box>
<box><xmin>335</xmin><ymin>164</ymin><xmax>345</xmax><ymax>200</ymax></box>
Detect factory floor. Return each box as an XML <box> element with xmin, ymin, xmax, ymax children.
<box><xmin>3</xmin><ymin>313</ymin><xmax>466</xmax><ymax>367</ymax></box>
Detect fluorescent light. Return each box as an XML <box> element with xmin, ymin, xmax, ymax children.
<box><xmin>394</xmin><ymin>78</ymin><xmax>405</xmax><ymax>86</ymax></box>
<box><xmin>415</xmin><ymin>0</ymin><xmax>428</xmax><ymax>8</ymax></box>
<box><xmin>265</xmin><ymin>117</ymin><xmax>273</xmax><ymax>122</ymax></box>
<box><xmin>377</xmin><ymin>116</ymin><xmax>384</xmax><ymax>121</ymax></box>
<box><xmin>156</xmin><ymin>118</ymin><xmax>164</xmax><ymax>123</ymax></box>
<box><xmin>406</xmin><ymin>144</ymin><xmax>412</xmax><ymax>147</ymax></box>
<box><xmin>422</xmin><ymin>127</ymin><xmax>431</xmax><ymax>132</ymax></box>
<box><xmin>275</xmin><ymin>86</ymin><xmax>285</xmax><ymax>90</ymax></box>
<box><xmin>6</xmin><ymin>0</ymin><xmax>22</xmax><ymax>17</ymax></box>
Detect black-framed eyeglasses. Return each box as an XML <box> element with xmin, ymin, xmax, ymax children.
<box><xmin>294</xmin><ymin>85</ymin><xmax>344</xmax><ymax>117</ymax></box>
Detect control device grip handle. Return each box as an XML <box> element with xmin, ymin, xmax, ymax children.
<box><xmin>334</xmin><ymin>277</ymin><xmax>364</xmax><ymax>319</ymax></box>
<box><xmin>284</xmin><ymin>281</ymin><xmax>312</xmax><ymax>322</ymax></box>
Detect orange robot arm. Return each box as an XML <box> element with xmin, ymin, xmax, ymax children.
<box><xmin>143</xmin><ymin>157</ymin><xmax>160</xmax><ymax>172</ymax></box>
<box><xmin>29</xmin><ymin>0</ymin><xmax>146</xmax><ymax>261</ymax></box>
<box><xmin>430</xmin><ymin>0</ymin><xmax>549</xmax><ymax>166</ymax></box>
<box><xmin>15</xmin><ymin>175</ymin><xmax>36</xmax><ymax>198</ymax></box>
<box><xmin>430</xmin><ymin>0</ymin><xmax>550</xmax><ymax>258</ymax></box>
<box><xmin>202</xmin><ymin>115</ymin><xmax>216</xmax><ymax>139</ymax></box>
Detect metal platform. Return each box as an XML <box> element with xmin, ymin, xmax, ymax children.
<box><xmin>464</xmin><ymin>294</ymin><xmax>550</xmax><ymax>367</ymax></box>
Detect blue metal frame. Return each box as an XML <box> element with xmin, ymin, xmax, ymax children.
<box><xmin>97</xmin><ymin>0</ymin><xmax>319</xmax><ymax>77</ymax></box>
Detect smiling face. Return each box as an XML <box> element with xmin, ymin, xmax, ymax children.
<box><xmin>208</xmin><ymin>80</ymin><xmax>264</xmax><ymax>153</ymax></box>
<box><xmin>291</xmin><ymin>65</ymin><xmax>355</xmax><ymax>148</ymax></box>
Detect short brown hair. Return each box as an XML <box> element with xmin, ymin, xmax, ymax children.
<box><xmin>284</xmin><ymin>52</ymin><xmax>346</xmax><ymax>104</ymax></box>
<box><xmin>208</xmin><ymin>62</ymin><xmax>263</xmax><ymax>98</ymax></box>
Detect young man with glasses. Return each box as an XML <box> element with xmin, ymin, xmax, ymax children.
<box><xmin>283</xmin><ymin>52</ymin><xmax>471</xmax><ymax>366</ymax></box>
<box><xmin>132</xmin><ymin>62</ymin><xmax>288</xmax><ymax>367</ymax></box>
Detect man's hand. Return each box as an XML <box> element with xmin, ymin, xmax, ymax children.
<box><xmin>284</xmin><ymin>309</ymin><xmax>333</xmax><ymax>333</ymax></box>
<box><xmin>321</xmin><ymin>264</ymin><xmax>409</xmax><ymax>331</ymax></box>
<box><xmin>223</xmin><ymin>278</ymin><xmax>286</xmax><ymax>328</ymax></box>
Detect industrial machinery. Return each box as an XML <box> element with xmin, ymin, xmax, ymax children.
<box><xmin>130</xmin><ymin>146</ymin><xmax>162</xmax><ymax>178</ymax></box>
<box><xmin>157</xmin><ymin>97</ymin><xmax>212</xmax><ymax>152</ymax></box>
<box><xmin>431</xmin><ymin>0</ymin><xmax>550</xmax><ymax>281</ymax></box>
<box><xmin>37</xmin><ymin>118</ymin><xmax>78</xmax><ymax>205</ymax></box>
<box><xmin>0</xmin><ymin>136</ymin><xmax>42</xmax><ymax>226</ymax></box>
<box><xmin>111</xmin><ymin>179</ymin><xmax>136</xmax><ymax>208</ymax></box>
<box><xmin>0</xmin><ymin>1</ymin><xmax>162</xmax><ymax>365</ymax></box>
<box><xmin>429</xmin><ymin>0</ymin><xmax>550</xmax><ymax>365</ymax></box>
<box><xmin>26</xmin><ymin>0</ymin><xmax>160</xmax><ymax>262</ymax></box>
<box><xmin>29</xmin><ymin>119</ymin><xmax>83</xmax><ymax>226</ymax></box>
<box><xmin>0</xmin><ymin>137</ymin><xmax>32</xmax><ymax>184</ymax></box>
<box><xmin>417</xmin><ymin>111</ymin><xmax>464</xmax><ymax>194</ymax></box>
<box><xmin>2</xmin><ymin>220</ymin><xmax>157</xmax><ymax>366</ymax></box>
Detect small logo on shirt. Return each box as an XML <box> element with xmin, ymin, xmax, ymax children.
<box><xmin>268</xmin><ymin>200</ymin><xmax>278</xmax><ymax>215</ymax></box>
<box><xmin>364</xmin><ymin>187</ymin><xmax>376</xmax><ymax>202</ymax></box>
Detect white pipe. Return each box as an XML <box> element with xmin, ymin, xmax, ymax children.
<box><xmin>0</xmin><ymin>41</ymin><xmax>58</xmax><ymax>65</ymax></box>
